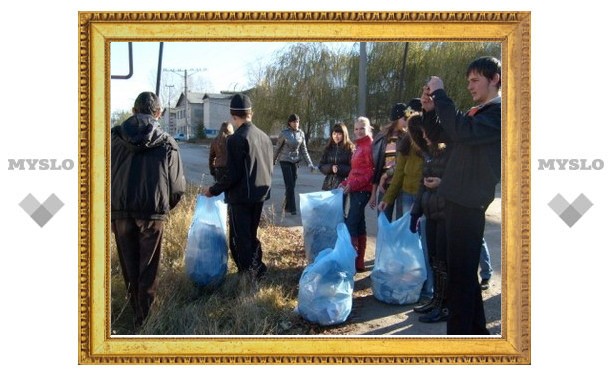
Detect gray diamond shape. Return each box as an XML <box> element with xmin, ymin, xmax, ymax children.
<box><xmin>19</xmin><ymin>193</ymin><xmax>65</xmax><ymax>227</ymax></box>
<box><xmin>548</xmin><ymin>194</ymin><xmax>570</xmax><ymax>215</ymax></box>
<box><xmin>549</xmin><ymin>193</ymin><xmax>594</xmax><ymax>228</ymax></box>
<box><xmin>558</xmin><ymin>206</ymin><xmax>580</xmax><ymax>227</ymax></box>
<box><xmin>30</xmin><ymin>206</ymin><xmax>54</xmax><ymax>227</ymax></box>
<box><xmin>19</xmin><ymin>193</ymin><xmax>41</xmax><ymax>215</ymax></box>
<box><xmin>571</xmin><ymin>193</ymin><xmax>593</xmax><ymax>214</ymax></box>
<box><xmin>42</xmin><ymin>193</ymin><xmax>64</xmax><ymax>214</ymax></box>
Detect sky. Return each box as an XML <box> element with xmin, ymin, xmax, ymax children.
<box><xmin>110</xmin><ymin>41</ymin><xmax>356</xmax><ymax>112</ymax></box>
<box><xmin>3</xmin><ymin>0</ymin><xmax>612</xmax><ymax>376</ymax></box>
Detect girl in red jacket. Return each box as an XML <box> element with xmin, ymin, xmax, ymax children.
<box><xmin>339</xmin><ymin>116</ymin><xmax>375</xmax><ymax>272</ymax></box>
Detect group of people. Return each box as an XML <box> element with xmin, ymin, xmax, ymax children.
<box><xmin>110</xmin><ymin>55</ymin><xmax>501</xmax><ymax>336</ymax></box>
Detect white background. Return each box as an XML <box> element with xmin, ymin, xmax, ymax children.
<box><xmin>1</xmin><ymin>0</ymin><xmax>609</xmax><ymax>375</ymax></box>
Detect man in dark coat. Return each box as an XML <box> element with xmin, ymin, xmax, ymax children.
<box><xmin>203</xmin><ymin>94</ymin><xmax>274</xmax><ymax>279</ymax></box>
<box><xmin>111</xmin><ymin>91</ymin><xmax>186</xmax><ymax>327</ymax></box>
<box><xmin>421</xmin><ymin>56</ymin><xmax>501</xmax><ymax>335</ymax></box>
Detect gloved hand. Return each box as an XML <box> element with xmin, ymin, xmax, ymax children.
<box><xmin>409</xmin><ymin>215</ymin><xmax>420</xmax><ymax>233</ymax></box>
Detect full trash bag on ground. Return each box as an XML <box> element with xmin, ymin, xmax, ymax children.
<box><xmin>299</xmin><ymin>189</ymin><xmax>345</xmax><ymax>263</ymax></box>
<box><xmin>184</xmin><ymin>193</ymin><xmax>228</xmax><ymax>288</ymax></box>
<box><xmin>371</xmin><ymin>212</ymin><xmax>427</xmax><ymax>304</ymax></box>
<box><xmin>297</xmin><ymin>223</ymin><xmax>357</xmax><ymax>326</ymax></box>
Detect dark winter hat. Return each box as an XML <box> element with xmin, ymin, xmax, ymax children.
<box><xmin>287</xmin><ymin>113</ymin><xmax>300</xmax><ymax>123</ymax></box>
<box><xmin>229</xmin><ymin>93</ymin><xmax>252</xmax><ymax>111</ymax></box>
<box><xmin>406</xmin><ymin>98</ymin><xmax>422</xmax><ymax>113</ymax></box>
<box><xmin>390</xmin><ymin>103</ymin><xmax>408</xmax><ymax>121</ymax></box>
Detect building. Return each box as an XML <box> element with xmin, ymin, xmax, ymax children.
<box><xmin>161</xmin><ymin>107</ymin><xmax>177</xmax><ymax>135</ymax></box>
<box><xmin>173</xmin><ymin>92</ymin><xmax>205</xmax><ymax>139</ymax></box>
<box><xmin>167</xmin><ymin>90</ymin><xmax>253</xmax><ymax>139</ymax></box>
<box><xmin>203</xmin><ymin>93</ymin><xmax>234</xmax><ymax>137</ymax></box>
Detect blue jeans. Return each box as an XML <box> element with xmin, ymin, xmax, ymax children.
<box><xmin>396</xmin><ymin>192</ymin><xmax>416</xmax><ymax>217</ymax></box>
<box><xmin>377</xmin><ymin>190</ymin><xmax>395</xmax><ymax>221</ymax></box>
<box><xmin>479</xmin><ymin>239</ymin><xmax>493</xmax><ymax>280</ymax></box>
<box><xmin>345</xmin><ymin>191</ymin><xmax>370</xmax><ymax>237</ymax></box>
<box><xmin>377</xmin><ymin>190</ymin><xmax>416</xmax><ymax>221</ymax></box>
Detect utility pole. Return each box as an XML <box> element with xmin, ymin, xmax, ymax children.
<box><xmin>358</xmin><ymin>42</ymin><xmax>367</xmax><ymax>116</ymax></box>
<box><xmin>163</xmin><ymin>68</ymin><xmax>205</xmax><ymax>138</ymax></box>
<box><xmin>164</xmin><ymin>84</ymin><xmax>174</xmax><ymax>133</ymax></box>
<box><xmin>398</xmin><ymin>42</ymin><xmax>409</xmax><ymax>102</ymax></box>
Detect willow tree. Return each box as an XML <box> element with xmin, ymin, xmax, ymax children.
<box><xmin>361</xmin><ymin>42</ymin><xmax>409</xmax><ymax>128</ymax></box>
<box><xmin>250</xmin><ymin>43</ymin><xmax>355</xmax><ymax>141</ymax></box>
<box><xmin>349</xmin><ymin>41</ymin><xmax>501</xmax><ymax>128</ymax></box>
<box><xmin>404</xmin><ymin>42</ymin><xmax>502</xmax><ymax>111</ymax></box>
<box><xmin>250</xmin><ymin>41</ymin><xmax>501</xmax><ymax>137</ymax></box>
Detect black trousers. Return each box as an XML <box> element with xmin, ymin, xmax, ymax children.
<box><xmin>112</xmin><ymin>218</ymin><xmax>164</xmax><ymax>326</ymax></box>
<box><xmin>279</xmin><ymin>161</ymin><xmax>298</xmax><ymax>213</ymax></box>
<box><xmin>425</xmin><ymin>217</ymin><xmax>447</xmax><ymax>262</ymax></box>
<box><xmin>227</xmin><ymin>202</ymin><xmax>267</xmax><ymax>275</ymax></box>
<box><xmin>444</xmin><ymin>201</ymin><xmax>489</xmax><ymax>335</ymax></box>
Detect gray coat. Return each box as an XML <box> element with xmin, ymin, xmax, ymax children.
<box><xmin>273</xmin><ymin>127</ymin><xmax>313</xmax><ymax>167</ymax></box>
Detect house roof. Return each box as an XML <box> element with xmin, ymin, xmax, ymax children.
<box><xmin>187</xmin><ymin>92</ymin><xmax>206</xmax><ymax>103</ymax></box>
<box><xmin>203</xmin><ymin>93</ymin><xmax>233</xmax><ymax>100</ymax></box>
<box><xmin>175</xmin><ymin>89</ymin><xmax>255</xmax><ymax>107</ymax></box>
<box><xmin>175</xmin><ymin>92</ymin><xmax>205</xmax><ymax>107</ymax></box>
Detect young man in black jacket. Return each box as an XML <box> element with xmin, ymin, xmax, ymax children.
<box><xmin>421</xmin><ymin>56</ymin><xmax>501</xmax><ymax>335</ymax></box>
<box><xmin>203</xmin><ymin>94</ymin><xmax>274</xmax><ymax>279</ymax></box>
<box><xmin>111</xmin><ymin>91</ymin><xmax>186</xmax><ymax>327</ymax></box>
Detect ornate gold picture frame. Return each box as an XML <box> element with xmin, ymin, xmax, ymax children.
<box><xmin>78</xmin><ymin>11</ymin><xmax>530</xmax><ymax>364</ymax></box>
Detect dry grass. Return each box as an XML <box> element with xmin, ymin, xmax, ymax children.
<box><xmin>110</xmin><ymin>184</ymin><xmax>338</xmax><ymax>335</ymax></box>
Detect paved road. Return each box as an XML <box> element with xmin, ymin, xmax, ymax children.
<box><xmin>179</xmin><ymin>141</ymin><xmax>375</xmax><ymax>230</ymax></box>
<box><xmin>178</xmin><ymin>141</ymin><xmax>502</xmax><ymax>336</ymax></box>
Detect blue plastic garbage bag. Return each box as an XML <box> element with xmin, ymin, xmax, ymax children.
<box><xmin>371</xmin><ymin>212</ymin><xmax>427</xmax><ymax>304</ymax></box>
<box><xmin>299</xmin><ymin>189</ymin><xmax>345</xmax><ymax>263</ymax></box>
<box><xmin>184</xmin><ymin>193</ymin><xmax>228</xmax><ymax>287</ymax></box>
<box><xmin>297</xmin><ymin>223</ymin><xmax>356</xmax><ymax>325</ymax></box>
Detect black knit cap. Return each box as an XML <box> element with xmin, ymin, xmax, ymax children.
<box><xmin>390</xmin><ymin>103</ymin><xmax>408</xmax><ymax>121</ymax></box>
<box><xmin>287</xmin><ymin>113</ymin><xmax>300</xmax><ymax>123</ymax></box>
<box><xmin>229</xmin><ymin>93</ymin><xmax>252</xmax><ymax>111</ymax></box>
<box><xmin>406</xmin><ymin>98</ymin><xmax>422</xmax><ymax>113</ymax></box>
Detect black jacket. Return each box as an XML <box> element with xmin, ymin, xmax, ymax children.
<box><xmin>318</xmin><ymin>143</ymin><xmax>353</xmax><ymax>186</ymax></box>
<box><xmin>423</xmin><ymin>90</ymin><xmax>501</xmax><ymax>209</ymax></box>
<box><xmin>371</xmin><ymin>129</ymin><xmax>407</xmax><ymax>186</ymax></box>
<box><xmin>209</xmin><ymin>121</ymin><xmax>274</xmax><ymax>203</ymax></box>
<box><xmin>111</xmin><ymin>114</ymin><xmax>186</xmax><ymax>221</ymax></box>
<box><xmin>411</xmin><ymin>145</ymin><xmax>450</xmax><ymax>221</ymax></box>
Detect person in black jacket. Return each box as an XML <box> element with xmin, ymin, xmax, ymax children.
<box><xmin>318</xmin><ymin>122</ymin><xmax>354</xmax><ymax>191</ymax></box>
<box><xmin>111</xmin><ymin>91</ymin><xmax>186</xmax><ymax>327</ymax></box>
<box><xmin>421</xmin><ymin>56</ymin><xmax>501</xmax><ymax>335</ymax></box>
<box><xmin>203</xmin><ymin>93</ymin><xmax>274</xmax><ymax>279</ymax></box>
<box><xmin>408</xmin><ymin>114</ymin><xmax>451</xmax><ymax>323</ymax></box>
<box><xmin>370</xmin><ymin>103</ymin><xmax>409</xmax><ymax>220</ymax></box>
